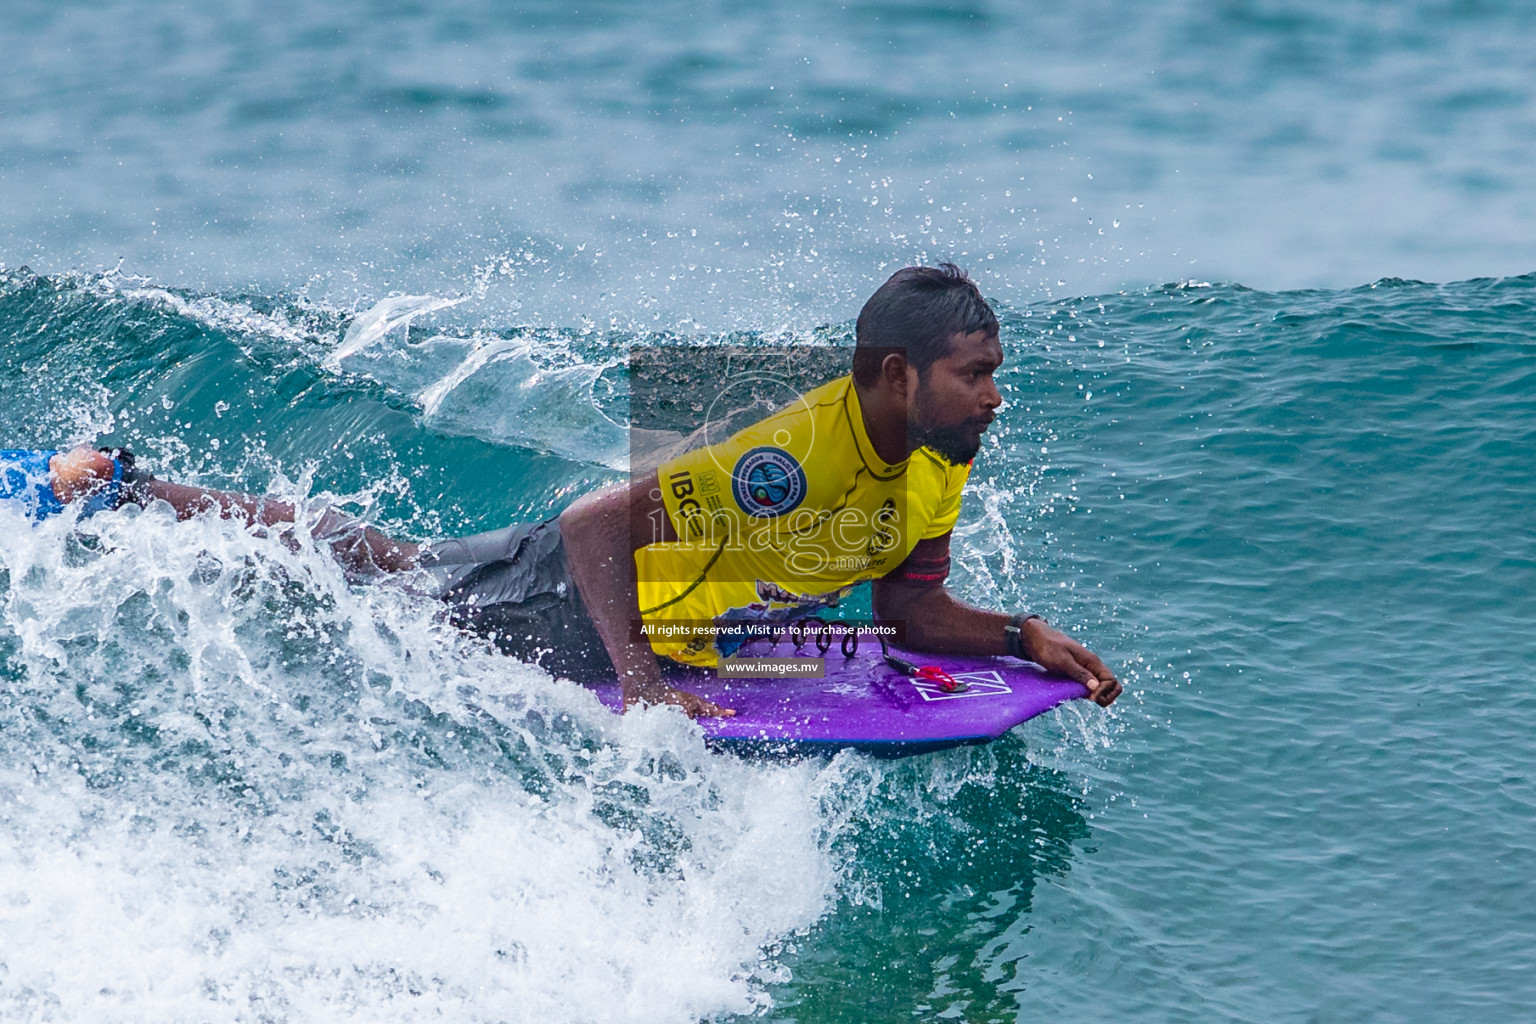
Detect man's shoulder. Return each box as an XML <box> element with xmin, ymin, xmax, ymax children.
<box><xmin>701</xmin><ymin>374</ymin><xmax>855</xmax><ymax>465</ymax></box>
<box><xmin>760</xmin><ymin>374</ymin><xmax>852</xmax><ymax>432</ymax></box>
<box><xmin>652</xmin><ymin>374</ymin><xmax>856</xmax><ymax>528</ymax></box>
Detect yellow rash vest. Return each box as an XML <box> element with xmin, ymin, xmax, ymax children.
<box><xmin>635</xmin><ymin>374</ymin><xmax>969</xmax><ymax>666</ymax></box>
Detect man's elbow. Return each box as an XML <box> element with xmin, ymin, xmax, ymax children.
<box><xmin>558</xmin><ymin>488</ymin><xmax>598</xmax><ymax>535</ymax></box>
<box><xmin>560</xmin><ymin>482</ymin><xmax>622</xmax><ymax>536</ymax></box>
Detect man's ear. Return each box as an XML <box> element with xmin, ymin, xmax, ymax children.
<box><xmin>879</xmin><ymin>351</ymin><xmax>912</xmax><ymax>394</ymax></box>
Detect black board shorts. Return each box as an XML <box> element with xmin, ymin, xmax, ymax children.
<box><xmin>418</xmin><ymin>519</ymin><xmax>617</xmax><ymax>681</ymax></box>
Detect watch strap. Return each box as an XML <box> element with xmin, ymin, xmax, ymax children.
<box><xmin>1004</xmin><ymin>613</ymin><xmax>1044</xmax><ymax>661</ymax></box>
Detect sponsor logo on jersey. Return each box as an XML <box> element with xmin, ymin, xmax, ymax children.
<box><xmin>866</xmin><ymin>497</ymin><xmax>899</xmax><ymax>556</ymax></box>
<box><xmin>731</xmin><ymin>446</ymin><xmax>807</xmax><ymax>518</ymax></box>
<box><xmin>668</xmin><ymin>469</ymin><xmax>706</xmax><ymax>536</ymax></box>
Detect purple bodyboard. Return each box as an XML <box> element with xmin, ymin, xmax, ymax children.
<box><xmin>584</xmin><ymin>630</ymin><xmax>1088</xmax><ymax>757</ymax></box>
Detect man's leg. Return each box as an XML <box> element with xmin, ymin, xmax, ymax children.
<box><xmin>50</xmin><ymin>447</ymin><xmax>420</xmax><ymax>576</ymax></box>
<box><xmin>421</xmin><ymin>520</ymin><xmax>619</xmax><ymax>681</ymax></box>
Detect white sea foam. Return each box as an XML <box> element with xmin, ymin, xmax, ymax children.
<box><xmin>0</xmin><ymin>501</ymin><xmax>845</xmax><ymax>1022</ymax></box>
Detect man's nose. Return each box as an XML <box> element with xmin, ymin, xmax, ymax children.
<box><xmin>981</xmin><ymin>379</ymin><xmax>1002</xmax><ymax>410</ymax></box>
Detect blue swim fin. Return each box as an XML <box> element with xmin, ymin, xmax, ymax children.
<box><xmin>0</xmin><ymin>449</ymin><xmax>124</xmax><ymax>522</ymax></box>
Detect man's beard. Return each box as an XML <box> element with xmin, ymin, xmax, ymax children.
<box><xmin>912</xmin><ymin>420</ymin><xmax>984</xmax><ymax>465</ymax></box>
<box><xmin>911</xmin><ymin>392</ymin><xmax>986</xmax><ymax>465</ymax></box>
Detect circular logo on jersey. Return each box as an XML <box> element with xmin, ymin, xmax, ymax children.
<box><xmin>732</xmin><ymin>446</ymin><xmax>807</xmax><ymax>518</ymax></box>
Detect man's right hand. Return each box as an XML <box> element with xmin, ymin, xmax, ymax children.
<box><xmin>1023</xmin><ymin>616</ymin><xmax>1123</xmax><ymax>707</ymax></box>
<box><xmin>626</xmin><ymin>680</ymin><xmax>736</xmax><ymax>719</ymax></box>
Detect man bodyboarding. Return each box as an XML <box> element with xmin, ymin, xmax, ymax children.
<box><xmin>25</xmin><ymin>265</ymin><xmax>1121</xmax><ymax>716</ymax></box>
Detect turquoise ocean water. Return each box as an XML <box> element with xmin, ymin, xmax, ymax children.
<box><xmin>3</xmin><ymin>3</ymin><xmax>1534</xmax><ymax>1021</ymax></box>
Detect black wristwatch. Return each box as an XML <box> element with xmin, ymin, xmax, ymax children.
<box><xmin>1004</xmin><ymin>613</ymin><xmax>1044</xmax><ymax>661</ymax></box>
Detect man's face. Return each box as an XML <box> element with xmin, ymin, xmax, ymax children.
<box><xmin>910</xmin><ymin>329</ymin><xmax>1004</xmax><ymax>464</ymax></box>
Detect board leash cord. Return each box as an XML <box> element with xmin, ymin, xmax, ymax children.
<box><xmin>760</xmin><ymin>616</ymin><xmax>862</xmax><ymax>658</ymax></box>
<box><xmin>876</xmin><ymin>634</ymin><xmax>967</xmax><ymax>693</ymax></box>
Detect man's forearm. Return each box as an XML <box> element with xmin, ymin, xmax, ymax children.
<box><xmin>557</xmin><ymin>484</ymin><xmax>668</xmax><ymax>705</ymax></box>
<box><xmin>45</xmin><ymin>449</ymin><xmax>420</xmax><ymax>574</ymax></box>
<box><xmin>881</xmin><ymin>587</ymin><xmax>1012</xmax><ymax>655</ymax></box>
<box><xmin>558</xmin><ymin>479</ymin><xmax>732</xmax><ymax>718</ymax></box>
<box><xmin>876</xmin><ymin>582</ymin><xmax>1122</xmax><ymax>706</ymax></box>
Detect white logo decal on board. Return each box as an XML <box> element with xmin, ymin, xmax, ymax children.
<box><xmin>912</xmin><ymin>670</ymin><xmax>1013</xmax><ymax>702</ymax></box>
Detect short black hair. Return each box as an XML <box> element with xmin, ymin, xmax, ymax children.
<box><xmin>852</xmin><ymin>263</ymin><xmax>998</xmax><ymax>387</ymax></box>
